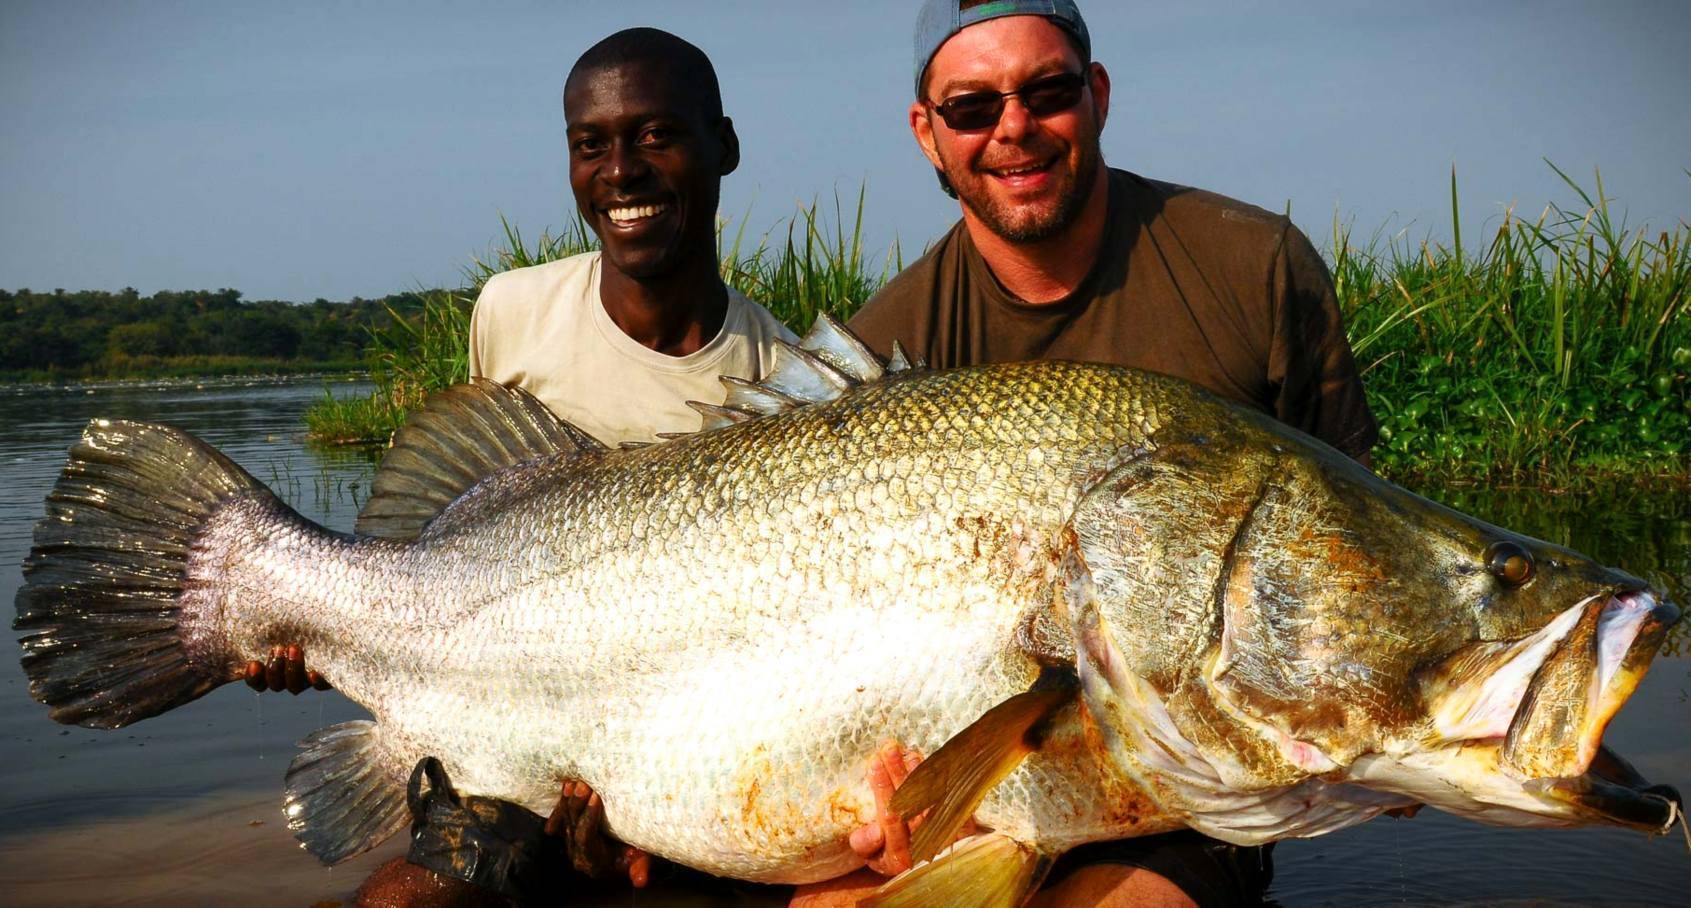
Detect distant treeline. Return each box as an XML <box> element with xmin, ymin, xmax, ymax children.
<box><xmin>0</xmin><ymin>287</ymin><xmax>426</xmax><ymax>380</ymax></box>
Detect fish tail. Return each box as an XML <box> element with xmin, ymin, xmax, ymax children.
<box><xmin>14</xmin><ymin>419</ymin><xmax>274</xmax><ymax>728</ymax></box>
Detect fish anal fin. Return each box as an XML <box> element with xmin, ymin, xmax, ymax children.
<box><xmin>284</xmin><ymin>720</ymin><xmax>410</xmax><ymax>865</ymax></box>
<box><xmin>356</xmin><ymin>379</ymin><xmax>604</xmax><ymax>539</ymax></box>
<box><xmin>861</xmin><ymin>833</ymin><xmax>1049</xmax><ymax>908</ymax></box>
<box><xmin>891</xmin><ymin>672</ymin><xmax>1078</xmax><ymax>863</ymax></box>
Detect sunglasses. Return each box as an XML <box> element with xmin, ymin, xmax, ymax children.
<box><xmin>928</xmin><ymin>71</ymin><xmax>1088</xmax><ymax>131</ymax></box>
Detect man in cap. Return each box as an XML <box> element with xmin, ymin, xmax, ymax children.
<box><xmin>850</xmin><ymin>0</ymin><xmax>1377</xmax><ymax>466</ymax></box>
<box><xmin>828</xmin><ymin>1</ymin><xmax>1382</xmax><ymax>905</ymax></box>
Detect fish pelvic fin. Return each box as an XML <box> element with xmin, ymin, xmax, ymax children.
<box><xmin>14</xmin><ymin>419</ymin><xmax>272</xmax><ymax>729</ymax></box>
<box><xmin>692</xmin><ymin>314</ymin><xmax>924</xmax><ymax>431</ymax></box>
<box><xmin>284</xmin><ymin>720</ymin><xmax>410</xmax><ymax>864</ymax></box>
<box><xmin>356</xmin><ymin>378</ymin><xmax>605</xmax><ymax>539</ymax></box>
<box><xmin>861</xmin><ymin>832</ymin><xmax>1050</xmax><ymax>908</ymax></box>
<box><xmin>891</xmin><ymin>670</ymin><xmax>1078</xmax><ymax>864</ymax></box>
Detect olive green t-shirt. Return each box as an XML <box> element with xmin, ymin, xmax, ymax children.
<box><xmin>848</xmin><ymin>169</ymin><xmax>1378</xmax><ymax>459</ymax></box>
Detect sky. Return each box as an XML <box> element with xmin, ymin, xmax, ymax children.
<box><xmin>2</xmin><ymin>0</ymin><xmax>1688</xmax><ymax>302</ymax></box>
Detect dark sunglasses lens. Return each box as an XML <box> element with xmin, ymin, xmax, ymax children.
<box><xmin>1022</xmin><ymin>75</ymin><xmax>1085</xmax><ymax>115</ymax></box>
<box><xmin>938</xmin><ymin>93</ymin><xmax>1004</xmax><ymax>130</ymax></box>
<box><xmin>934</xmin><ymin>74</ymin><xmax>1086</xmax><ymax>130</ymax></box>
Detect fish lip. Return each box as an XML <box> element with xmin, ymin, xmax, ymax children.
<box><xmin>1506</xmin><ymin>588</ymin><xmax>1681</xmax><ymax>830</ymax></box>
<box><xmin>1527</xmin><ymin>746</ymin><xmax>1683</xmax><ymax>832</ymax></box>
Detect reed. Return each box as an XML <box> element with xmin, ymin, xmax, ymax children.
<box><xmin>1339</xmin><ymin>165</ymin><xmax>1690</xmax><ymax>486</ymax></box>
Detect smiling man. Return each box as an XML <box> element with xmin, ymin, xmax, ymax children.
<box><xmin>850</xmin><ymin>0</ymin><xmax>1377</xmax><ymax>469</ymax></box>
<box><xmin>835</xmin><ymin>1</ymin><xmax>1379</xmax><ymax>906</ymax></box>
<box><xmin>468</xmin><ymin>27</ymin><xmax>794</xmax><ymax>448</ymax></box>
<box><xmin>344</xmin><ymin>27</ymin><xmax>796</xmax><ymax>908</ymax></box>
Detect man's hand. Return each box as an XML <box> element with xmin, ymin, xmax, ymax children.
<box><xmin>544</xmin><ymin>780</ymin><xmax>652</xmax><ymax>888</ymax></box>
<box><xmin>792</xmin><ymin>741</ymin><xmax>983</xmax><ymax>907</ymax></box>
<box><xmin>243</xmin><ymin>644</ymin><xmax>331</xmax><ymax>693</ymax></box>
<box><xmin>849</xmin><ymin>740</ymin><xmax>923</xmax><ymax>876</ymax></box>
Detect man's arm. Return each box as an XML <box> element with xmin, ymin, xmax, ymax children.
<box><xmin>1267</xmin><ymin>223</ymin><xmax>1378</xmax><ymax>463</ymax></box>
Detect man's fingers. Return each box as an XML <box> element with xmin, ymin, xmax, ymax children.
<box><xmin>882</xmin><ymin>743</ymin><xmax>913</xmax><ymax>789</ymax></box>
<box><xmin>243</xmin><ymin>660</ymin><xmax>266</xmax><ymax>691</ymax></box>
<box><xmin>576</xmin><ymin>790</ymin><xmax>605</xmax><ymax>840</ymax></box>
<box><xmin>543</xmin><ymin>781</ymin><xmax>574</xmax><ymax>837</ymax></box>
<box><xmin>265</xmin><ymin>647</ymin><xmax>286</xmax><ymax>691</ymax></box>
<box><xmin>307</xmin><ymin>670</ymin><xmax>332</xmax><ymax>691</ymax></box>
<box><xmin>877</xmin><ymin>805</ymin><xmax>912</xmax><ymax>875</ymax></box>
<box><xmin>618</xmin><ymin>845</ymin><xmax>652</xmax><ymax>888</ymax></box>
<box><xmin>849</xmin><ymin>820</ymin><xmax>885</xmax><ymax>858</ymax></box>
<box><xmin>284</xmin><ymin>644</ymin><xmax>307</xmax><ymax>694</ymax></box>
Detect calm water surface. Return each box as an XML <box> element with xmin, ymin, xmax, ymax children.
<box><xmin>0</xmin><ymin>378</ymin><xmax>1685</xmax><ymax>906</ymax></box>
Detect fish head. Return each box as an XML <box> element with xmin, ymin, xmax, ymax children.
<box><xmin>1068</xmin><ymin>404</ymin><xmax>1681</xmax><ymax>835</ymax></box>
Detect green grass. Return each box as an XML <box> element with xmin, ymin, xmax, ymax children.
<box><xmin>306</xmin><ymin>167</ymin><xmax>1691</xmax><ymax>492</ymax></box>
<box><xmin>1340</xmin><ymin>163</ymin><xmax>1691</xmax><ymax>487</ymax></box>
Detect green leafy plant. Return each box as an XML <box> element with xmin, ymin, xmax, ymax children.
<box><xmin>1340</xmin><ymin>164</ymin><xmax>1690</xmax><ymax>486</ymax></box>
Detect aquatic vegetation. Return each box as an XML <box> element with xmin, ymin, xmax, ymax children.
<box><xmin>1341</xmin><ymin>165</ymin><xmax>1690</xmax><ymax>486</ymax></box>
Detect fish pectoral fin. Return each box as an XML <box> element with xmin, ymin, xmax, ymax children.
<box><xmin>860</xmin><ymin>832</ymin><xmax>1050</xmax><ymax>908</ymax></box>
<box><xmin>356</xmin><ymin>378</ymin><xmax>605</xmax><ymax>540</ymax></box>
<box><xmin>283</xmin><ymin>720</ymin><xmax>410</xmax><ymax>865</ymax></box>
<box><xmin>890</xmin><ymin>670</ymin><xmax>1078</xmax><ymax>863</ymax></box>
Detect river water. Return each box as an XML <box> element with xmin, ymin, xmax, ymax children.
<box><xmin>0</xmin><ymin>378</ymin><xmax>1684</xmax><ymax>906</ymax></box>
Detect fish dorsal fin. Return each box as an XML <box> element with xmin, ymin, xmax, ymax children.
<box><xmin>355</xmin><ymin>379</ymin><xmax>605</xmax><ymax>539</ymax></box>
<box><xmin>692</xmin><ymin>313</ymin><xmax>924</xmax><ymax>431</ymax></box>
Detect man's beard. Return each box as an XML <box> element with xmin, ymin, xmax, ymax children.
<box><xmin>942</xmin><ymin>135</ymin><xmax>1102</xmax><ymax>243</ymax></box>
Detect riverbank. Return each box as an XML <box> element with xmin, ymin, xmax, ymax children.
<box><xmin>307</xmin><ymin>171</ymin><xmax>1690</xmax><ymax>488</ymax></box>
<box><xmin>1</xmin><ymin>355</ymin><xmax>366</xmax><ymax>385</ymax></box>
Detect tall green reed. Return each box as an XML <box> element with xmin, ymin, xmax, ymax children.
<box><xmin>1338</xmin><ymin>164</ymin><xmax>1691</xmax><ymax>485</ymax></box>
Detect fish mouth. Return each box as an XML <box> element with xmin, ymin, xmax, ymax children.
<box><xmin>1504</xmin><ymin>589</ymin><xmax>1682</xmax><ymax>831</ymax></box>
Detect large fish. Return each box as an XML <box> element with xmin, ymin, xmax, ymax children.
<box><xmin>13</xmin><ymin>318</ymin><xmax>1685</xmax><ymax>905</ymax></box>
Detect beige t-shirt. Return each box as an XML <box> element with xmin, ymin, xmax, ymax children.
<box><xmin>468</xmin><ymin>252</ymin><xmax>797</xmax><ymax>447</ymax></box>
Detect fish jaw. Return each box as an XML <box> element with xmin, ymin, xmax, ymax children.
<box><xmin>1374</xmin><ymin>589</ymin><xmax>1682</xmax><ymax>833</ymax></box>
<box><xmin>1499</xmin><ymin>589</ymin><xmax>1673</xmax><ymax>780</ymax></box>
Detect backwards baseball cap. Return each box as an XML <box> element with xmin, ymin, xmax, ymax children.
<box><xmin>914</xmin><ymin>0</ymin><xmax>1092</xmax><ymax>96</ymax></box>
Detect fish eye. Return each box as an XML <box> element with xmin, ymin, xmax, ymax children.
<box><xmin>1485</xmin><ymin>541</ymin><xmax>1536</xmax><ymax>587</ymax></box>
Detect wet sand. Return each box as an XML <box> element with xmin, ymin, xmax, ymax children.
<box><xmin>0</xmin><ymin>790</ymin><xmax>403</xmax><ymax>906</ymax></box>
